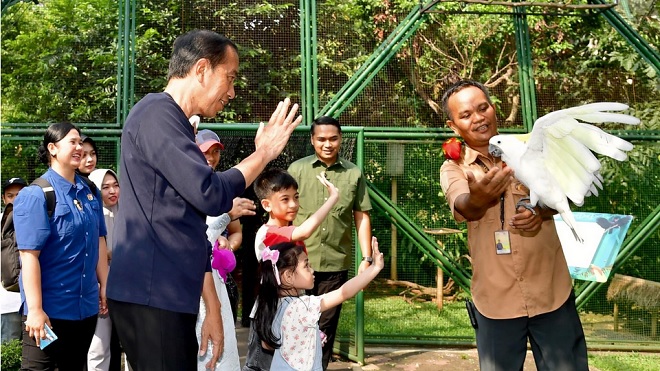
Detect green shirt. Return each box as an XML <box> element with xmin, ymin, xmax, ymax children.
<box><xmin>288</xmin><ymin>155</ymin><xmax>372</xmax><ymax>271</ymax></box>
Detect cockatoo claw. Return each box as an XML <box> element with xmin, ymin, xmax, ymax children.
<box><xmin>515</xmin><ymin>198</ymin><xmax>537</xmax><ymax>216</ymax></box>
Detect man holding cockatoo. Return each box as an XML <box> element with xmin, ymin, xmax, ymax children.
<box><xmin>439</xmin><ymin>80</ymin><xmax>589</xmax><ymax>371</ymax></box>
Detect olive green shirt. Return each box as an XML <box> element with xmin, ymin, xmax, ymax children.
<box><xmin>288</xmin><ymin>155</ymin><xmax>372</xmax><ymax>271</ymax></box>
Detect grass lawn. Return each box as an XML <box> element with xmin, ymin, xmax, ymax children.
<box><xmin>338</xmin><ymin>290</ymin><xmax>474</xmax><ymax>340</ymax></box>
<box><xmin>589</xmin><ymin>351</ymin><xmax>660</xmax><ymax>371</ymax></box>
<box><xmin>334</xmin><ymin>280</ymin><xmax>659</xmax><ymax>370</ymax></box>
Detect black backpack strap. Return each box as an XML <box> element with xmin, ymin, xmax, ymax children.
<box><xmin>31</xmin><ymin>178</ymin><xmax>56</xmax><ymax>218</ymax></box>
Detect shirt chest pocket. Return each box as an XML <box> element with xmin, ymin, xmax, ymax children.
<box><xmin>333</xmin><ymin>179</ymin><xmax>357</xmax><ymax>216</ymax></box>
<box><xmin>85</xmin><ymin>200</ymin><xmax>101</xmax><ymax>230</ymax></box>
<box><xmin>52</xmin><ymin>204</ymin><xmax>75</xmax><ymax>236</ymax></box>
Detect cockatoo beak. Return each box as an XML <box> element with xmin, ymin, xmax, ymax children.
<box><xmin>489</xmin><ymin>144</ymin><xmax>503</xmax><ymax>157</ymax></box>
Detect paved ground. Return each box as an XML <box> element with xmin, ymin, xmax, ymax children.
<box><xmin>235</xmin><ymin>321</ymin><xmax>602</xmax><ymax>371</ymax></box>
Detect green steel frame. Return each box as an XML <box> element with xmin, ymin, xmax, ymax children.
<box><xmin>299</xmin><ymin>0</ymin><xmax>319</xmax><ymax>123</ymax></box>
<box><xmin>117</xmin><ymin>0</ymin><xmax>136</xmax><ymax>126</ymax></box>
<box><xmin>588</xmin><ymin>0</ymin><xmax>660</xmax><ymax>76</ymax></box>
<box><xmin>311</xmin><ymin>0</ymin><xmax>660</xmax><ymax>353</ymax></box>
<box><xmin>319</xmin><ymin>4</ymin><xmax>428</xmax><ymax>119</ymax></box>
<box><xmin>513</xmin><ymin>1</ymin><xmax>538</xmax><ymax>130</ymax></box>
<box><xmin>3</xmin><ymin>0</ymin><xmax>659</xmax><ymax>360</ymax></box>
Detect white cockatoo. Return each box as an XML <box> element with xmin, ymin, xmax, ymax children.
<box><xmin>488</xmin><ymin>102</ymin><xmax>639</xmax><ymax>243</ymax></box>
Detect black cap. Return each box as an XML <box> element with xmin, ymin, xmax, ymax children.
<box><xmin>2</xmin><ymin>177</ymin><xmax>28</xmax><ymax>193</ymax></box>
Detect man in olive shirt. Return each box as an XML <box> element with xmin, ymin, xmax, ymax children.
<box><xmin>288</xmin><ymin>116</ymin><xmax>372</xmax><ymax>369</ymax></box>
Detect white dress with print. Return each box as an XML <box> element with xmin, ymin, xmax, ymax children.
<box><xmin>195</xmin><ymin>270</ymin><xmax>240</xmax><ymax>371</ymax></box>
<box><xmin>270</xmin><ymin>295</ymin><xmax>324</xmax><ymax>371</ymax></box>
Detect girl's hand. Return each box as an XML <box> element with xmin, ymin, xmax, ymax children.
<box><xmin>317</xmin><ymin>171</ymin><xmax>339</xmax><ymax>201</ymax></box>
<box><xmin>24</xmin><ymin>310</ymin><xmax>51</xmax><ymax>347</ymax></box>
<box><xmin>216</xmin><ymin>236</ymin><xmax>230</xmax><ymax>250</ymax></box>
<box><xmin>370</xmin><ymin>237</ymin><xmax>385</xmax><ymax>272</ymax></box>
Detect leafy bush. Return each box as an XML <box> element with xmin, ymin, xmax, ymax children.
<box><xmin>1</xmin><ymin>339</ymin><xmax>22</xmax><ymax>371</ymax></box>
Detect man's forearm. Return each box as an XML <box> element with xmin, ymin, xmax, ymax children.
<box><xmin>201</xmin><ymin>272</ymin><xmax>220</xmax><ymax>312</ymax></box>
<box><xmin>354</xmin><ymin>211</ymin><xmax>372</xmax><ymax>258</ymax></box>
<box><xmin>454</xmin><ymin>193</ymin><xmax>498</xmax><ymax>221</ymax></box>
<box><xmin>233</xmin><ymin>148</ymin><xmax>270</xmax><ymax>188</ymax></box>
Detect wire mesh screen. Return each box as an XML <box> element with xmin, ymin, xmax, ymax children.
<box><xmin>1</xmin><ymin>0</ymin><xmax>659</xmax><ymax>353</ymax></box>
<box><xmin>129</xmin><ymin>0</ymin><xmax>303</xmax><ymax>124</ymax></box>
<box><xmin>0</xmin><ymin>137</ymin><xmax>120</xmax><ymax>187</ymax></box>
<box><xmin>573</xmin><ymin>139</ymin><xmax>660</xmax><ymax>344</ymax></box>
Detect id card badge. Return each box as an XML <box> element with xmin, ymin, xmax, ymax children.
<box><xmin>495</xmin><ymin>230</ymin><xmax>511</xmax><ymax>255</ymax></box>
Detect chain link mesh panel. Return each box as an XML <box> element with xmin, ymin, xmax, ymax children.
<box><xmin>1</xmin><ymin>0</ymin><xmax>659</xmax><ymax>353</ymax></box>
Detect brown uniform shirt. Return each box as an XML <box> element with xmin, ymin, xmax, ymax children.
<box><xmin>440</xmin><ymin>145</ymin><xmax>572</xmax><ymax>319</ymax></box>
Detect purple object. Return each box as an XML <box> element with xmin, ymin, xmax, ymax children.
<box><xmin>211</xmin><ymin>242</ymin><xmax>236</xmax><ymax>281</ymax></box>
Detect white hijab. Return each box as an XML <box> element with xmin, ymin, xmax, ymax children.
<box><xmin>88</xmin><ymin>169</ymin><xmax>119</xmax><ymax>254</ymax></box>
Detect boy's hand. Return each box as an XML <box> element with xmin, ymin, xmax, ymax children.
<box><xmin>317</xmin><ymin>171</ymin><xmax>339</xmax><ymax>201</ymax></box>
<box><xmin>228</xmin><ymin>197</ymin><xmax>256</xmax><ymax>220</ymax></box>
<box><xmin>371</xmin><ymin>236</ymin><xmax>385</xmax><ymax>272</ymax></box>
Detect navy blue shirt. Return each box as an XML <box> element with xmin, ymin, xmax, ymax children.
<box><xmin>107</xmin><ymin>93</ymin><xmax>245</xmax><ymax>314</ymax></box>
<box><xmin>14</xmin><ymin>169</ymin><xmax>106</xmax><ymax>320</ymax></box>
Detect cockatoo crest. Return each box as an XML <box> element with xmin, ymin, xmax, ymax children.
<box><xmin>488</xmin><ymin>102</ymin><xmax>639</xmax><ymax>243</ymax></box>
<box><xmin>513</xmin><ymin>133</ymin><xmax>531</xmax><ymax>143</ymax></box>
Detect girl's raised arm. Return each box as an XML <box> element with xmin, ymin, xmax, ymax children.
<box><xmin>320</xmin><ymin>237</ymin><xmax>384</xmax><ymax>312</ymax></box>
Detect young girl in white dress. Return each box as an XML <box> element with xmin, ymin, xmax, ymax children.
<box><xmin>249</xmin><ymin>238</ymin><xmax>383</xmax><ymax>371</ymax></box>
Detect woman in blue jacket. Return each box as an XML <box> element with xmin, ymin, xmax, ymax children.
<box><xmin>14</xmin><ymin>122</ymin><xmax>108</xmax><ymax>370</ymax></box>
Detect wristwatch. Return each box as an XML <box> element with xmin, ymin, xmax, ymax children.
<box><xmin>361</xmin><ymin>256</ymin><xmax>373</xmax><ymax>263</ymax></box>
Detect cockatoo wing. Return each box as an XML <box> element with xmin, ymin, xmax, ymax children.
<box><xmin>525</xmin><ymin>102</ymin><xmax>639</xmax><ymax>206</ymax></box>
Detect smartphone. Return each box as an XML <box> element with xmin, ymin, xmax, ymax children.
<box><xmin>39</xmin><ymin>323</ymin><xmax>58</xmax><ymax>350</ymax></box>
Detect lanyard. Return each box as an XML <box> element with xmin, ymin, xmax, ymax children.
<box><xmin>474</xmin><ymin>157</ymin><xmax>506</xmax><ymax>230</ymax></box>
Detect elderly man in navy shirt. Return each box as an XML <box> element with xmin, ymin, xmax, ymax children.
<box><xmin>106</xmin><ymin>30</ymin><xmax>302</xmax><ymax>371</ymax></box>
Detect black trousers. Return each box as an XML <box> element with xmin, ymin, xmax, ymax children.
<box><xmin>473</xmin><ymin>291</ymin><xmax>589</xmax><ymax>371</ymax></box>
<box><xmin>240</xmin><ymin>219</ymin><xmax>260</xmax><ymax>328</ymax></box>
<box><xmin>308</xmin><ymin>270</ymin><xmax>348</xmax><ymax>370</ymax></box>
<box><xmin>21</xmin><ymin>315</ymin><xmax>97</xmax><ymax>371</ymax></box>
<box><xmin>108</xmin><ymin>299</ymin><xmax>198</xmax><ymax>371</ymax></box>
<box><xmin>109</xmin><ymin>321</ymin><xmax>123</xmax><ymax>371</ymax></box>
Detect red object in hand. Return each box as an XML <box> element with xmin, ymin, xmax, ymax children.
<box><xmin>442</xmin><ymin>138</ymin><xmax>462</xmax><ymax>160</ymax></box>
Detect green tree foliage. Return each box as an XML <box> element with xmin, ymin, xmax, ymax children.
<box><xmin>131</xmin><ymin>0</ymin><xmax>180</xmax><ymax>96</ymax></box>
<box><xmin>154</xmin><ymin>0</ymin><xmax>304</xmax><ymax>123</ymax></box>
<box><xmin>1</xmin><ymin>0</ymin><xmax>658</xmax><ymax>292</ymax></box>
<box><xmin>0</xmin><ymin>339</ymin><xmax>22</xmax><ymax>371</ymax></box>
<box><xmin>1</xmin><ymin>0</ymin><xmax>118</xmax><ymax>123</ymax></box>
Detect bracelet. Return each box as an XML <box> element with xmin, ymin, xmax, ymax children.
<box><xmin>361</xmin><ymin>256</ymin><xmax>373</xmax><ymax>263</ymax></box>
